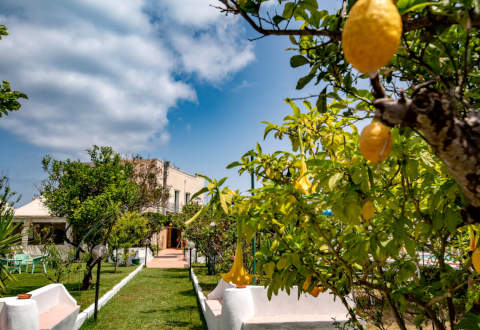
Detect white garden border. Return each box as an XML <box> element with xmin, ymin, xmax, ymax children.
<box><xmin>190</xmin><ymin>267</ymin><xmax>207</xmax><ymax>316</ymax></box>
<box><xmin>74</xmin><ymin>264</ymin><xmax>144</xmax><ymax>329</ymax></box>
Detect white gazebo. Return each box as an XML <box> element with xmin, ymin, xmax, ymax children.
<box><xmin>14</xmin><ymin>198</ymin><xmax>68</xmax><ymax>251</ymax></box>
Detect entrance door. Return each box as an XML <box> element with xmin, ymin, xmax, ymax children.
<box><xmin>167</xmin><ymin>228</ymin><xmax>182</xmax><ymax>248</ymax></box>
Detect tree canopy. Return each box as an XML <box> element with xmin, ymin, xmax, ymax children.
<box><xmin>0</xmin><ymin>25</ymin><xmax>27</xmax><ymax>118</ymax></box>
<box><xmin>40</xmin><ymin>145</ymin><xmax>139</xmax><ymax>289</ymax></box>
<box><xmin>185</xmin><ymin>1</ymin><xmax>480</xmax><ymax>328</ymax></box>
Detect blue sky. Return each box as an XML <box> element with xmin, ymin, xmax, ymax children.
<box><xmin>0</xmin><ymin>1</ymin><xmax>339</xmax><ymax>206</ymax></box>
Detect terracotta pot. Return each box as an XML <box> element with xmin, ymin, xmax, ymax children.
<box><xmin>236</xmin><ymin>284</ymin><xmax>247</xmax><ymax>288</ymax></box>
<box><xmin>17</xmin><ymin>293</ymin><xmax>32</xmax><ymax>299</ymax></box>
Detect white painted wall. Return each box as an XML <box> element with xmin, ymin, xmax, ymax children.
<box><xmin>190</xmin><ymin>267</ymin><xmax>365</xmax><ymax>330</ymax></box>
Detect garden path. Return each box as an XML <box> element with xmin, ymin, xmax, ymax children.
<box><xmin>147</xmin><ymin>248</ymin><xmax>188</xmax><ymax>268</ymax></box>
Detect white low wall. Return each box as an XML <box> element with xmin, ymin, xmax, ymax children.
<box><xmin>74</xmin><ymin>263</ymin><xmax>144</xmax><ymax>329</ymax></box>
<box><xmin>190</xmin><ymin>267</ymin><xmax>207</xmax><ymax>314</ymax></box>
<box><xmin>190</xmin><ymin>268</ymin><xmax>365</xmax><ymax>330</ymax></box>
<box><xmin>0</xmin><ymin>284</ymin><xmax>79</xmax><ymax>330</ymax></box>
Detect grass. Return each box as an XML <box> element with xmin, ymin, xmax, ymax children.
<box><xmin>191</xmin><ymin>263</ymin><xmax>220</xmax><ymax>296</ymax></box>
<box><xmin>4</xmin><ymin>262</ymin><xmax>137</xmax><ymax>310</ymax></box>
<box><xmin>80</xmin><ymin>268</ymin><xmax>206</xmax><ymax>330</ymax></box>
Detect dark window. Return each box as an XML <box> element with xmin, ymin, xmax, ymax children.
<box><xmin>174</xmin><ymin>190</ymin><xmax>180</xmax><ymax>212</ymax></box>
<box><xmin>185</xmin><ymin>193</ymin><xmax>191</xmax><ymax>205</ymax></box>
<box><xmin>28</xmin><ymin>223</ymin><xmax>65</xmax><ymax>245</ymax></box>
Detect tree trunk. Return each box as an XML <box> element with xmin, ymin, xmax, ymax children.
<box><xmin>371</xmin><ymin>77</ymin><xmax>480</xmax><ymax>223</ymax></box>
<box><xmin>81</xmin><ymin>255</ymin><xmax>96</xmax><ymax>290</ymax></box>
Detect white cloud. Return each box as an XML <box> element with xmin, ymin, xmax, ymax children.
<box><xmin>149</xmin><ymin>0</ymin><xmax>255</xmax><ymax>82</ymax></box>
<box><xmin>156</xmin><ymin>0</ymin><xmax>221</xmax><ymax>27</ymax></box>
<box><xmin>172</xmin><ymin>19</ymin><xmax>255</xmax><ymax>82</ymax></box>
<box><xmin>0</xmin><ymin>0</ymin><xmax>254</xmax><ymax>154</ymax></box>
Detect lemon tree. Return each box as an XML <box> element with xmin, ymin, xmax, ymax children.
<box><xmin>222</xmin><ymin>101</ymin><xmax>470</xmax><ymax>329</ymax></box>
<box><xmin>211</xmin><ymin>0</ymin><xmax>480</xmax><ymax>328</ymax></box>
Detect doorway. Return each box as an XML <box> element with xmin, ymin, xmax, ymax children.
<box><xmin>167</xmin><ymin>227</ymin><xmax>182</xmax><ymax>248</ymax></box>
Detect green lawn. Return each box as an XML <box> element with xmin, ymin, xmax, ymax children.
<box><xmin>80</xmin><ymin>268</ymin><xmax>206</xmax><ymax>330</ymax></box>
<box><xmin>192</xmin><ymin>264</ymin><xmax>220</xmax><ymax>296</ymax></box>
<box><xmin>4</xmin><ymin>262</ymin><xmax>137</xmax><ymax>310</ymax></box>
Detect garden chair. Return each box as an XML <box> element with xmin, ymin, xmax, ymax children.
<box><xmin>31</xmin><ymin>255</ymin><xmax>47</xmax><ymax>274</ymax></box>
<box><xmin>16</xmin><ymin>254</ymin><xmax>31</xmax><ymax>273</ymax></box>
<box><xmin>10</xmin><ymin>258</ymin><xmax>22</xmax><ymax>274</ymax></box>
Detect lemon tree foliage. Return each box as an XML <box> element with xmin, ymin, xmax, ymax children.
<box><xmin>109</xmin><ymin>212</ymin><xmax>148</xmax><ymax>271</ymax></box>
<box><xmin>224</xmin><ymin>104</ymin><xmax>472</xmax><ymax>329</ymax></box>
<box><xmin>41</xmin><ymin>146</ymin><xmax>139</xmax><ymax>290</ymax></box>
<box><xmin>211</xmin><ymin>0</ymin><xmax>480</xmax><ymax>328</ymax></box>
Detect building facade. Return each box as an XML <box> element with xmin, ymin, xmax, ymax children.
<box><xmin>132</xmin><ymin>159</ymin><xmax>205</xmax><ymax>250</ymax></box>
<box><xmin>13</xmin><ymin>159</ymin><xmax>205</xmax><ymax>253</ymax></box>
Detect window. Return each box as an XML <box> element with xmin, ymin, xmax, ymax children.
<box><xmin>28</xmin><ymin>223</ymin><xmax>65</xmax><ymax>245</ymax></box>
<box><xmin>185</xmin><ymin>193</ymin><xmax>191</xmax><ymax>205</ymax></box>
<box><xmin>174</xmin><ymin>190</ymin><xmax>180</xmax><ymax>212</ymax></box>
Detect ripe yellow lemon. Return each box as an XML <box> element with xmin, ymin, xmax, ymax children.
<box><xmin>361</xmin><ymin>201</ymin><xmax>375</xmax><ymax>220</ymax></box>
<box><xmin>473</xmin><ymin>248</ymin><xmax>480</xmax><ymax>273</ymax></box>
<box><xmin>309</xmin><ymin>286</ymin><xmax>325</xmax><ymax>297</ymax></box>
<box><xmin>342</xmin><ymin>0</ymin><xmax>402</xmax><ymax>73</ymax></box>
<box><xmin>359</xmin><ymin>121</ymin><xmax>393</xmax><ymax>163</ymax></box>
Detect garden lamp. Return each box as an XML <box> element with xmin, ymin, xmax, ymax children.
<box><xmin>92</xmin><ymin>244</ymin><xmax>107</xmax><ymax>321</ymax></box>
<box><xmin>143</xmin><ymin>238</ymin><xmax>150</xmax><ymax>268</ymax></box>
<box><xmin>187</xmin><ymin>241</ymin><xmax>195</xmax><ymax>270</ymax></box>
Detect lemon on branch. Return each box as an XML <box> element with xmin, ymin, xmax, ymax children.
<box><xmin>342</xmin><ymin>0</ymin><xmax>402</xmax><ymax>73</ymax></box>
<box><xmin>359</xmin><ymin>121</ymin><xmax>393</xmax><ymax>163</ymax></box>
<box><xmin>473</xmin><ymin>248</ymin><xmax>480</xmax><ymax>273</ymax></box>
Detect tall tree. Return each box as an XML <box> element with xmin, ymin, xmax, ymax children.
<box><xmin>192</xmin><ymin>1</ymin><xmax>480</xmax><ymax>328</ymax></box>
<box><xmin>41</xmin><ymin>146</ymin><xmax>139</xmax><ymax>290</ymax></box>
<box><xmin>0</xmin><ymin>25</ymin><xmax>27</xmax><ymax>117</ymax></box>
<box><xmin>109</xmin><ymin>212</ymin><xmax>148</xmax><ymax>272</ymax></box>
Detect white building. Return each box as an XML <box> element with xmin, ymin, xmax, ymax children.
<box><xmin>13</xmin><ymin>159</ymin><xmax>205</xmax><ymax>252</ymax></box>
<box><xmin>131</xmin><ymin>159</ymin><xmax>205</xmax><ymax>249</ymax></box>
<box><xmin>13</xmin><ymin>198</ymin><xmax>70</xmax><ymax>255</ymax></box>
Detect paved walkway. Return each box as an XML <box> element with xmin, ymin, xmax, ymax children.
<box><xmin>147</xmin><ymin>248</ymin><xmax>188</xmax><ymax>268</ymax></box>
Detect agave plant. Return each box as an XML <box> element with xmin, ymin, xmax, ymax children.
<box><xmin>0</xmin><ymin>176</ymin><xmax>22</xmax><ymax>292</ymax></box>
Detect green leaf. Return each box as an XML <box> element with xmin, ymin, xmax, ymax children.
<box><xmin>290</xmin><ymin>55</ymin><xmax>310</xmax><ymax>68</ymax></box>
<box><xmin>219</xmin><ymin>192</ymin><xmax>229</xmax><ymax>215</ymax></box>
<box><xmin>282</xmin><ymin>2</ymin><xmax>295</xmax><ymax>18</ymax></box>
<box><xmin>190</xmin><ymin>186</ymin><xmax>209</xmax><ymax>201</ymax></box>
<box><xmin>285</xmin><ymin>98</ymin><xmax>301</xmax><ymax>116</ymax></box>
<box><xmin>296</xmin><ymin>73</ymin><xmax>315</xmax><ymax>90</ymax></box>
<box><xmin>316</xmin><ymin>87</ymin><xmax>327</xmax><ymax>113</ymax></box>
<box><xmin>226</xmin><ymin>161</ymin><xmax>242</xmax><ymax>169</ymax></box>
<box><xmin>328</xmin><ymin>173</ymin><xmax>343</xmax><ymax>191</ymax></box>
<box><xmin>264</xmin><ymin>261</ymin><xmax>275</xmax><ymax>277</ymax></box>
<box><xmin>185</xmin><ymin>201</ymin><xmax>209</xmax><ymax>225</ymax></box>
<box><xmin>277</xmin><ymin>256</ymin><xmax>289</xmax><ymax>270</ymax></box>
<box><xmin>272</xmin><ymin>15</ymin><xmax>284</xmax><ymax>25</ymax></box>
<box><xmin>457</xmin><ymin>313</ymin><xmax>480</xmax><ymax>329</ymax></box>
<box><xmin>445</xmin><ymin>208</ymin><xmax>461</xmax><ymax>234</ymax></box>
<box><xmin>396</xmin><ymin>0</ymin><xmax>436</xmax><ymax>15</ymax></box>
<box><xmin>406</xmin><ymin>159</ymin><xmax>419</xmax><ymax>179</ymax></box>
